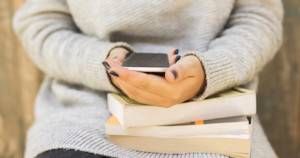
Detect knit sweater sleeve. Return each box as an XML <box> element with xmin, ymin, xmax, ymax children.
<box><xmin>190</xmin><ymin>0</ymin><xmax>284</xmax><ymax>100</ymax></box>
<box><xmin>13</xmin><ymin>0</ymin><xmax>133</xmax><ymax>92</ymax></box>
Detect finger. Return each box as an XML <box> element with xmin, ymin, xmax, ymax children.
<box><xmin>105</xmin><ymin>59</ymin><xmax>131</xmax><ymax>78</ymax></box>
<box><xmin>107</xmin><ymin>55</ymin><xmax>126</xmax><ymax>64</ymax></box>
<box><xmin>115</xmin><ymin>78</ymin><xmax>175</xmax><ymax>107</ymax></box>
<box><xmin>106</xmin><ymin>59</ymin><xmax>174</xmax><ymax>96</ymax></box>
<box><xmin>165</xmin><ymin>56</ymin><xmax>199</xmax><ymax>83</ymax></box>
<box><xmin>168</xmin><ymin>49</ymin><xmax>179</xmax><ymax>65</ymax></box>
<box><xmin>107</xmin><ymin>49</ymin><xmax>130</xmax><ymax>63</ymax></box>
<box><xmin>169</xmin><ymin>55</ymin><xmax>177</xmax><ymax>65</ymax></box>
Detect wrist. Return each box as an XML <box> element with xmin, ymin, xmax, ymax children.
<box><xmin>183</xmin><ymin>53</ymin><xmax>207</xmax><ymax>96</ymax></box>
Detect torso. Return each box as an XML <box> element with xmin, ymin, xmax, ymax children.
<box><xmin>67</xmin><ymin>0</ymin><xmax>235</xmax><ymax>52</ymax></box>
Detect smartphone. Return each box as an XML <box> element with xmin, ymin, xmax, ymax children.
<box><xmin>122</xmin><ymin>53</ymin><xmax>169</xmax><ymax>73</ymax></box>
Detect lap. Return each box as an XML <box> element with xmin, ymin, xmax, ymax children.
<box><xmin>28</xmin><ymin>109</ymin><xmax>277</xmax><ymax>158</ymax></box>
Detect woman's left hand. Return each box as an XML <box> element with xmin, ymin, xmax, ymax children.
<box><xmin>105</xmin><ymin>51</ymin><xmax>206</xmax><ymax>107</ymax></box>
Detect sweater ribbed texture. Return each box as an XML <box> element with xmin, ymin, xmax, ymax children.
<box><xmin>13</xmin><ymin>0</ymin><xmax>283</xmax><ymax>158</ymax></box>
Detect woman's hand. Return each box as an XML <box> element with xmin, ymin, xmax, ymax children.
<box><xmin>106</xmin><ymin>47</ymin><xmax>131</xmax><ymax>63</ymax></box>
<box><xmin>104</xmin><ymin>50</ymin><xmax>206</xmax><ymax>107</ymax></box>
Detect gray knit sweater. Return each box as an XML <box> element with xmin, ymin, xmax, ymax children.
<box><xmin>13</xmin><ymin>0</ymin><xmax>283</xmax><ymax>158</ymax></box>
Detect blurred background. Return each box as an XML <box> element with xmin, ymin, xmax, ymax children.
<box><xmin>0</xmin><ymin>0</ymin><xmax>299</xmax><ymax>158</ymax></box>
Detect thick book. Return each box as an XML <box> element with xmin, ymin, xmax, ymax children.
<box><xmin>106</xmin><ymin>116</ymin><xmax>252</xmax><ymax>158</ymax></box>
<box><xmin>107</xmin><ymin>88</ymin><xmax>256</xmax><ymax>127</ymax></box>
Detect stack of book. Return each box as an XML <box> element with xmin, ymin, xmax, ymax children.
<box><xmin>105</xmin><ymin>88</ymin><xmax>256</xmax><ymax>158</ymax></box>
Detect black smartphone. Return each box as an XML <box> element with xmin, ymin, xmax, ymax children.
<box><xmin>122</xmin><ymin>53</ymin><xmax>169</xmax><ymax>73</ymax></box>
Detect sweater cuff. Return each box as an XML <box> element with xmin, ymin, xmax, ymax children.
<box><xmin>84</xmin><ymin>42</ymin><xmax>133</xmax><ymax>92</ymax></box>
<box><xmin>106</xmin><ymin>42</ymin><xmax>134</xmax><ymax>58</ymax></box>
<box><xmin>183</xmin><ymin>50</ymin><xmax>237</xmax><ymax>100</ymax></box>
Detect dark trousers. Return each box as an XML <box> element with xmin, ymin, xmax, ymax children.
<box><xmin>36</xmin><ymin>149</ymin><xmax>113</xmax><ymax>158</ymax></box>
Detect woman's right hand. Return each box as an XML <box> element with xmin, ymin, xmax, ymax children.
<box><xmin>106</xmin><ymin>47</ymin><xmax>131</xmax><ymax>64</ymax></box>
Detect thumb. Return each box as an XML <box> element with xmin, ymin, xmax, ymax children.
<box><xmin>165</xmin><ymin>58</ymin><xmax>189</xmax><ymax>83</ymax></box>
<box><xmin>165</xmin><ymin>55</ymin><xmax>202</xmax><ymax>83</ymax></box>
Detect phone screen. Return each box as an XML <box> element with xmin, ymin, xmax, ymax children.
<box><xmin>122</xmin><ymin>53</ymin><xmax>169</xmax><ymax>72</ymax></box>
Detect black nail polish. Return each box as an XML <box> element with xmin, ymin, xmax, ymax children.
<box><xmin>102</xmin><ymin>61</ymin><xmax>111</xmax><ymax>70</ymax></box>
<box><xmin>171</xmin><ymin>70</ymin><xmax>178</xmax><ymax>79</ymax></box>
<box><xmin>175</xmin><ymin>55</ymin><xmax>181</xmax><ymax>63</ymax></box>
<box><xmin>174</xmin><ymin>49</ymin><xmax>179</xmax><ymax>55</ymax></box>
<box><xmin>109</xmin><ymin>71</ymin><xmax>119</xmax><ymax>77</ymax></box>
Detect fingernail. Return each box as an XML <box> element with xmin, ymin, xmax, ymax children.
<box><xmin>109</xmin><ymin>71</ymin><xmax>119</xmax><ymax>77</ymax></box>
<box><xmin>174</xmin><ymin>49</ymin><xmax>179</xmax><ymax>55</ymax></box>
<box><xmin>171</xmin><ymin>70</ymin><xmax>178</xmax><ymax>79</ymax></box>
<box><xmin>102</xmin><ymin>61</ymin><xmax>111</xmax><ymax>70</ymax></box>
<box><xmin>175</xmin><ymin>55</ymin><xmax>181</xmax><ymax>63</ymax></box>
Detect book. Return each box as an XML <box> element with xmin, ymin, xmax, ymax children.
<box><xmin>108</xmin><ymin>136</ymin><xmax>251</xmax><ymax>158</ymax></box>
<box><xmin>107</xmin><ymin>88</ymin><xmax>256</xmax><ymax>127</ymax></box>
<box><xmin>105</xmin><ymin>116</ymin><xmax>250</xmax><ymax>137</ymax></box>
<box><xmin>106</xmin><ymin>116</ymin><xmax>252</xmax><ymax>158</ymax></box>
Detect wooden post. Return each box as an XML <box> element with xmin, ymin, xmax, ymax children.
<box><xmin>0</xmin><ymin>0</ymin><xmax>42</xmax><ymax>157</ymax></box>
<box><xmin>13</xmin><ymin>0</ymin><xmax>43</xmax><ymax>131</ymax></box>
<box><xmin>257</xmin><ymin>0</ymin><xmax>300</xmax><ymax>157</ymax></box>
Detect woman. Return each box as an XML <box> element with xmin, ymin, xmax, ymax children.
<box><xmin>13</xmin><ymin>0</ymin><xmax>283</xmax><ymax>158</ymax></box>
